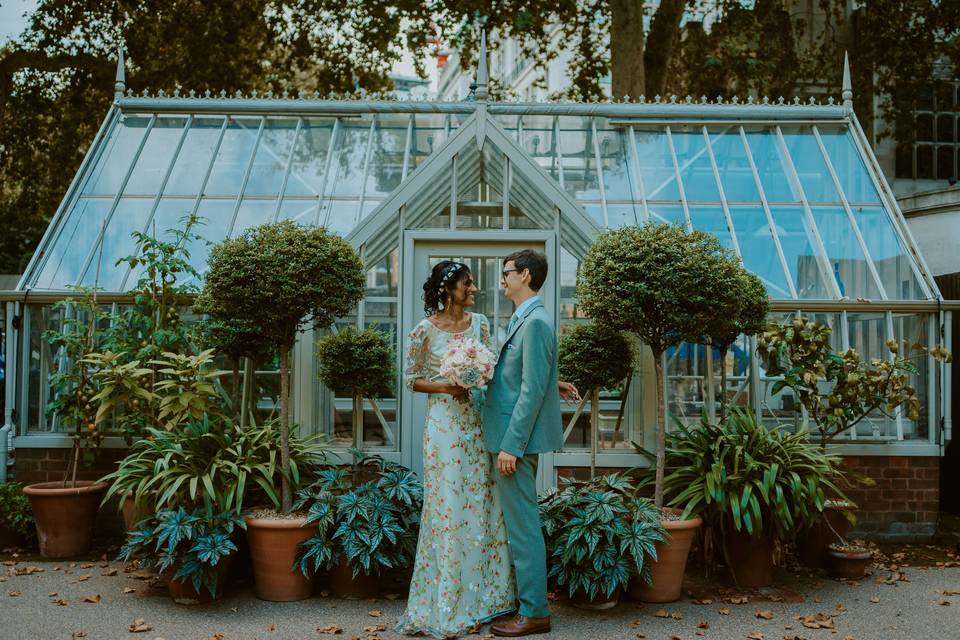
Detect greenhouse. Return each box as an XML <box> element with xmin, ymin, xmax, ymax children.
<box><xmin>2</xmin><ymin>50</ymin><xmax>952</xmax><ymax>485</ymax></box>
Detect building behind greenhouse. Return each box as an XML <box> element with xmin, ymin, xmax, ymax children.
<box><xmin>2</xmin><ymin>50</ymin><xmax>954</xmax><ymax>538</ymax></box>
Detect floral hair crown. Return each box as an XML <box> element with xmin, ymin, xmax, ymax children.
<box><xmin>437</xmin><ymin>263</ymin><xmax>465</xmax><ymax>311</ymax></box>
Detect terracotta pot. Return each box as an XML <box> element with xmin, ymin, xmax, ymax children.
<box><xmin>329</xmin><ymin>557</ymin><xmax>380</xmax><ymax>599</ymax></box>
<box><xmin>163</xmin><ymin>556</ymin><xmax>234</xmax><ymax>605</ymax></box>
<box><xmin>629</xmin><ymin>510</ymin><xmax>702</xmax><ymax>603</ymax></box>
<box><xmin>798</xmin><ymin>503</ymin><xmax>853</xmax><ymax>568</ymax></box>
<box><xmin>23</xmin><ymin>481</ymin><xmax>108</xmax><ymax>558</ymax></box>
<box><xmin>826</xmin><ymin>545</ymin><xmax>872</xmax><ymax>580</ymax></box>
<box><xmin>245</xmin><ymin>514</ymin><xmax>314</xmax><ymax>601</ymax></box>
<box><xmin>723</xmin><ymin>527</ymin><xmax>774</xmax><ymax>588</ymax></box>
<box><xmin>569</xmin><ymin>586</ymin><xmax>621</xmax><ymax>610</ymax></box>
<box><xmin>121</xmin><ymin>491</ymin><xmax>156</xmax><ymax>532</ymax></box>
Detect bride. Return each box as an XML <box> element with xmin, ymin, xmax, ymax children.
<box><xmin>396</xmin><ymin>261</ymin><xmax>515</xmax><ymax>638</ymax></box>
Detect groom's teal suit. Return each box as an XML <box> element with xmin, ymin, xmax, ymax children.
<box><xmin>483</xmin><ymin>297</ymin><xmax>563</xmax><ymax>619</ymax></box>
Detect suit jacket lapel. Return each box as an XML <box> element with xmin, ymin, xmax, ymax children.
<box><xmin>499</xmin><ymin>298</ymin><xmax>543</xmax><ymax>357</ymax></box>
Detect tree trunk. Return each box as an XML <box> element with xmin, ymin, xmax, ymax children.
<box><xmin>653</xmin><ymin>350</ymin><xmax>666</xmax><ymax>508</ymax></box>
<box><xmin>231</xmin><ymin>358</ymin><xmax>241</xmax><ymax>419</ymax></box>
<box><xmin>590</xmin><ymin>387</ymin><xmax>600</xmax><ymax>478</ymax></box>
<box><xmin>279</xmin><ymin>345</ymin><xmax>292</xmax><ymax>513</ymax></box>
<box><xmin>610</xmin><ymin>0</ymin><xmax>645</xmax><ymax>99</ymax></box>
<box><xmin>718</xmin><ymin>345</ymin><xmax>729</xmax><ymax>422</ymax></box>
<box><xmin>643</xmin><ymin>0</ymin><xmax>686</xmax><ymax>97</ymax></box>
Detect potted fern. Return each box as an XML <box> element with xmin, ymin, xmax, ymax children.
<box><xmin>539</xmin><ymin>473</ymin><xmax>665</xmax><ymax>609</ymax></box>
<box><xmin>293</xmin><ymin>455</ymin><xmax>422</xmax><ymax>599</ymax></box>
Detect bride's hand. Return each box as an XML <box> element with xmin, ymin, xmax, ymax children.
<box><xmin>558</xmin><ymin>380</ymin><xmax>580</xmax><ymax>403</ymax></box>
<box><xmin>445</xmin><ymin>384</ymin><xmax>471</xmax><ymax>400</ymax></box>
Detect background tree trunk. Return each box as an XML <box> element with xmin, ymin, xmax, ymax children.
<box><xmin>653</xmin><ymin>351</ymin><xmax>666</xmax><ymax>508</ymax></box>
<box><xmin>610</xmin><ymin>0</ymin><xmax>646</xmax><ymax>99</ymax></box>
<box><xmin>643</xmin><ymin>0</ymin><xmax>686</xmax><ymax>97</ymax></box>
<box><xmin>279</xmin><ymin>345</ymin><xmax>292</xmax><ymax>513</ymax></box>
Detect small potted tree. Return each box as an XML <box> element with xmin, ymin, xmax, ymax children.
<box><xmin>577</xmin><ymin>224</ymin><xmax>748</xmax><ymax>600</ymax></box>
<box><xmin>316</xmin><ymin>326</ymin><xmax>396</xmax><ymax>450</ymax></box>
<box><xmin>196</xmin><ymin>221</ymin><xmax>364</xmax><ymax>601</ymax></box>
<box><xmin>557</xmin><ymin>323</ymin><xmax>634</xmax><ymax>475</ymax></box>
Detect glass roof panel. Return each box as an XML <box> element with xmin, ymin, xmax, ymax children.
<box><xmin>82</xmin><ymin>116</ymin><xmax>152</xmax><ymax>196</ymax></box>
<box><xmin>33</xmin><ymin>197</ymin><xmax>112</xmax><ymax>289</ymax></box>
<box><xmin>634</xmin><ymin>128</ymin><xmax>680</xmax><ymax>201</ymax></box>
<box><xmin>817</xmin><ymin>127</ymin><xmax>882</xmax><ymax>204</ymax></box>
<box><xmin>728</xmin><ymin>206</ymin><xmax>793</xmax><ymax>298</ymax></box>
<box><xmin>283</xmin><ymin>118</ymin><xmax>336</xmax><ymax>197</ymax></box>
<box><xmin>329</xmin><ymin>123</ymin><xmax>372</xmax><ymax>198</ymax></box>
<box><xmin>232</xmin><ymin>199</ymin><xmax>278</xmax><ymax>237</ymax></box>
<box><xmin>277</xmin><ymin>198</ymin><xmax>318</xmax><ymax>225</ymax></box>
<box><xmin>519</xmin><ymin>116</ymin><xmax>560</xmax><ymax>183</ymax></box>
<box><xmin>243</xmin><ymin>119</ymin><xmax>299</xmax><ymax>197</ymax></box>
<box><xmin>365</xmin><ymin>119</ymin><xmax>407</xmax><ymax>198</ymax></box>
<box><xmin>708</xmin><ymin>128</ymin><xmax>761</xmax><ymax>202</ymax></box>
<box><xmin>671</xmin><ymin>129</ymin><xmax>721</xmax><ymax>202</ymax></box>
<box><xmin>743</xmin><ymin>129</ymin><xmax>796</xmax><ymax>203</ymax></box>
<box><xmin>768</xmin><ymin>206</ymin><xmax>832</xmax><ymax>298</ymax></box>
<box><xmin>410</xmin><ymin>115</ymin><xmax>448</xmax><ymax>171</ymax></box>
<box><xmin>162</xmin><ymin>117</ymin><xmax>224</xmax><ymax>197</ymax></box>
<box><xmin>122</xmin><ymin>117</ymin><xmax>188</xmax><ymax>196</ymax></box>
<box><xmin>204</xmin><ymin>118</ymin><xmax>261</xmax><ymax>196</ymax></box>
<box><xmin>781</xmin><ymin>127</ymin><xmax>841</xmax><ymax>203</ymax></box>
<box><xmin>80</xmin><ymin>198</ymin><xmax>155</xmax><ymax>289</ymax></box>
<box><xmin>810</xmin><ymin>206</ymin><xmax>882</xmax><ymax>299</ymax></box>
<box><xmin>557</xmin><ymin>117</ymin><xmax>597</xmax><ymax>200</ymax></box>
<box><xmin>854</xmin><ymin>206</ymin><xmax>926</xmax><ymax>299</ymax></box>
<box><xmin>323</xmin><ymin>200</ymin><xmax>364</xmax><ymax>236</ymax></box>
<box><xmin>689</xmin><ymin>205</ymin><xmax>734</xmax><ymax>250</ymax></box>
<box><xmin>596</xmin><ymin>128</ymin><xmax>637</xmax><ymax>201</ymax></box>
<box><xmin>146</xmin><ymin>198</ymin><xmax>233</xmax><ymax>283</ymax></box>
<box><xmin>648</xmin><ymin>203</ymin><xmax>686</xmax><ymax>227</ymax></box>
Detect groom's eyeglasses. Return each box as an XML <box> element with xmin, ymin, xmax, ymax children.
<box><xmin>501</xmin><ymin>268</ymin><xmax>520</xmax><ymax>279</ymax></box>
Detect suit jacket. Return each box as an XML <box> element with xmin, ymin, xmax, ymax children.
<box><xmin>482</xmin><ymin>298</ymin><xmax>564</xmax><ymax>457</ymax></box>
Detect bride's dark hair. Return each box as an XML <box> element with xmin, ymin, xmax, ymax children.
<box><xmin>423</xmin><ymin>261</ymin><xmax>470</xmax><ymax>316</ymax></box>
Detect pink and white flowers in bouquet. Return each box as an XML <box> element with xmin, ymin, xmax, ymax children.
<box><xmin>440</xmin><ymin>336</ymin><xmax>497</xmax><ymax>391</ymax></box>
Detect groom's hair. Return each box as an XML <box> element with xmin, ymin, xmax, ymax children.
<box><xmin>504</xmin><ymin>249</ymin><xmax>547</xmax><ymax>292</ymax></box>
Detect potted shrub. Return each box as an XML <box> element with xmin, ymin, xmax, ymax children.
<box><xmin>316</xmin><ymin>326</ymin><xmax>396</xmax><ymax>449</ymax></box>
<box><xmin>756</xmin><ymin>317</ymin><xmax>951</xmax><ymax>568</ymax></box>
<box><xmin>197</xmin><ymin>220</ymin><xmax>365</xmax><ymax>601</ymax></box>
<box><xmin>557</xmin><ymin>323</ymin><xmax>634</xmax><ymax>475</ymax></box>
<box><xmin>118</xmin><ymin>506</ymin><xmax>244</xmax><ymax>604</ymax></box>
<box><xmin>0</xmin><ymin>483</ymin><xmax>35</xmax><ymax>550</ymax></box>
<box><xmin>577</xmin><ymin>224</ymin><xmax>762</xmax><ymax>598</ymax></box>
<box><xmin>638</xmin><ymin>409</ymin><xmax>847</xmax><ymax>588</ymax></box>
<box><xmin>539</xmin><ymin>473</ymin><xmax>666</xmax><ymax>609</ymax></box>
<box><xmin>294</xmin><ymin>455</ymin><xmax>422</xmax><ymax>599</ymax></box>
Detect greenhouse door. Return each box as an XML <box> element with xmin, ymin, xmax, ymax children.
<box><xmin>401</xmin><ymin>232</ymin><xmax>556</xmax><ymax>488</ymax></box>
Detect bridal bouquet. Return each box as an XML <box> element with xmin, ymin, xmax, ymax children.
<box><xmin>440</xmin><ymin>336</ymin><xmax>497</xmax><ymax>390</ymax></box>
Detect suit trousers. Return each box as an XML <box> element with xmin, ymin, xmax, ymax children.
<box><xmin>492</xmin><ymin>453</ymin><xmax>550</xmax><ymax>619</ymax></box>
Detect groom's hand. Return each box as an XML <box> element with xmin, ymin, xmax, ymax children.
<box><xmin>497</xmin><ymin>451</ymin><xmax>518</xmax><ymax>476</ymax></box>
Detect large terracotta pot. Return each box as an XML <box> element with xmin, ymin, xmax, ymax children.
<box><xmin>163</xmin><ymin>556</ymin><xmax>234</xmax><ymax>605</ymax></box>
<box><xmin>723</xmin><ymin>527</ymin><xmax>774</xmax><ymax>588</ymax></box>
<box><xmin>23</xmin><ymin>481</ymin><xmax>108</xmax><ymax>558</ymax></box>
<box><xmin>121</xmin><ymin>491</ymin><xmax>156</xmax><ymax>532</ymax></box>
<box><xmin>329</xmin><ymin>557</ymin><xmax>380</xmax><ymax>599</ymax></box>
<box><xmin>798</xmin><ymin>503</ymin><xmax>853</xmax><ymax>568</ymax></box>
<box><xmin>629</xmin><ymin>510</ymin><xmax>702</xmax><ymax>603</ymax></box>
<box><xmin>245</xmin><ymin>514</ymin><xmax>314</xmax><ymax>601</ymax></box>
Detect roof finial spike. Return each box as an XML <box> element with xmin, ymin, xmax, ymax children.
<box><xmin>842</xmin><ymin>50</ymin><xmax>853</xmax><ymax>109</ymax></box>
<box><xmin>114</xmin><ymin>46</ymin><xmax>126</xmax><ymax>101</ymax></box>
<box><xmin>474</xmin><ymin>30</ymin><xmax>489</xmax><ymax>101</ymax></box>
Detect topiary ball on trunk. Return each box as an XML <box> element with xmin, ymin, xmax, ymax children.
<box><xmin>317</xmin><ymin>327</ymin><xmax>396</xmax><ymax>399</ymax></box>
<box><xmin>558</xmin><ymin>323</ymin><xmax>634</xmax><ymax>393</ymax></box>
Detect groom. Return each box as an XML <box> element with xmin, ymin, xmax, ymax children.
<box><xmin>484</xmin><ymin>249</ymin><xmax>564</xmax><ymax>637</ymax></box>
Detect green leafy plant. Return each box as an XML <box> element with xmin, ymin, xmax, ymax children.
<box><xmin>0</xmin><ymin>483</ymin><xmax>35</xmax><ymax>543</ymax></box>
<box><xmin>101</xmin><ymin>416</ymin><xmax>330</xmax><ymax>515</ymax></box>
<box><xmin>538</xmin><ymin>473</ymin><xmax>666</xmax><ymax>601</ymax></box>
<box><xmin>293</xmin><ymin>455</ymin><xmax>422</xmax><ymax>578</ymax></box>
<box><xmin>756</xmin><ymin>316</ymin><xmax>952</xmax><ymax>448</ymax></box>
<box><xmin>197</xmin><ymin>221</ymin><xmax>365</xmax><ymax>512</ymax></box>
<box><xmin>118</xmin><ymin>506</ymin><xmax>244</xmax><ymax>597</ymax></box>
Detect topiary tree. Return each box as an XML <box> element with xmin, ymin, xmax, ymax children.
<box><xmin>196</xmin><ymin>221</ymin><xmax>365</xmax><ymax>512</ymax></box>
<box><xmin>193</xmin><ymin>317</ymin><xmax>274</xmax><ymax>421</ymax></box>
<box><xmin>577</xmin><ymin>223</ymin><xmax>742</xmax><ymax>507</ymax></box>
<box><xmin>316</xmin><ymin>326</ymin><xmax>396</xmax><ymax>449</ymax></box>
<box><xmin>558</xmin><ymin>323</ymin><xmax>634</xmax><ymax>476</ymax></box>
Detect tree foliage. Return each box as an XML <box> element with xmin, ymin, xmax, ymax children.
<box><xmin>316</xmin><ymin>326</ymin><xmax>396</xmax><ymax>400</ymax></box>
<box><xmin>557</xmin><ymin>323</ymin><xmax>634</xmax><ymax>393</ymax></box>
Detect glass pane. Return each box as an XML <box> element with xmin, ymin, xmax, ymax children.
<box><xmin>163</xmin><ymin>117</ymin><xmax>225</xmax><ymax>197</ymax></box>
<box><xmin>284</xmin><ymin>118</ymin><xmax>336</xmax><ymax>197</ymax></box>
<box><xmin>854</xmin><ymin>206</ymin><xmax>926</xmax><ymax>299</ymax></box>
<box><xmin>34</xmin><ymin>198</ymin><xmax>112</xmax><ymax>289</ymax></box>
<box><xmin>366</xmin><ymin>249</ymin><xmax>399</xmax><ymax>297</ymax></box>
<box><xmin>122</xmin><ymin>117</ymin><xmax>188</xmax><ymax>196</ymax></box>
<box><xmin>277</xmin><ymin>198</ymin><xmax>318</xmax><ymax>225</ymax></box>
<box><xmin>846</xmin><ymin>312</ymin><xmax>896</xmax><ymax>439</ymax></box>
<box><xmin>322</xmin><ymin>200</ymin><xmax>363</xmax><ymax>236</ymax></box>
<box><xmin>671</xmin><ymin>129</ymin><xmax>721</xmax><ymax>202</ymax></box>
<box><xmin>728</xmin><ymin>206</ymin><xmax>792</xmax><ymax>299</ymax></box>
<box><xmin>689</xmin><ymin>205</ymin><xmax>734</xmax><ymax>250</ymax></box>
<box><xmin>583</xmin><ymin>204</ymin><xmax>605</xmax><ymax>227</ymax></box>
<box><xmin>140</xmin><ymin>198</ymin><xmax>233</xmax><ymax>283</ymax></box>
<box><xmin>781</xmin><ymin>127</ymin><xmax>841</xmax><ymax>203</ymax></box>
<box><xmin>410</xmin><ymin>116</ymin><xmax>447</xmax><ymax>170</ymax></box>
<box><xmin>558</xmin><ymin>118</ymin><xmax>597</xmax><ymax>200</ymax></box>
<box><xmin>329</xmin><ymin>124</ymin><xmax>372</xmax><ymax>198</ymax></box>
<box><xmin>648</xmin><ymin>204</ymin><xmax>686</xmax><ymax>227</ymax></box>
<box><xmin>816</xmin><ymin>128</ymin><xmax>881</xmax><ymax>204</ymax></box>
<box><xmin>365</xmin><ymin>121</ymin><xmax>407</xmax><ymax>198</ymax></box>
<box><xmin>633</xmin><ymin>127</ymin><xmax>680</xmax><ymax>200</ymax></box>
<box><xmin>709</xmin><ymin>128</ymin><xmax>761</xmax><ymax>202</ymax></box>
<box><xmin>743</xmin><ymin>129</ymin><xmax>796</xmax><ymax>203</ymax></box>
<box><xmin>810</xmin><ymin>206</ymin><xmax>881</xmax><ymax>299</ymax></box>
<box><xmin>243</xmin><ymin>119</ymin><xmax>299</xmax><ymax>197</ymax></box>
<box><xmin>204</xmin><ymin>118</ymin><xmax>261</xmax><ymax>196</ymax></box>
<box><xmin>232</xmin><ymin>199</ymin><xmax>277</xmax><ymax>237</ymax></box>
<box><xmin>81</xmin><ymin>198</ymin><xmax>155</xmax><ymax>290</ymax></box>
<box><xmin>82</xmin><ymin>116</ymin><xmax>152</xmax><ymax>196</ymax></box>
<box><xmin>520</xmin><ymin>116</ymin><xmax>560</xmax><ymax>181</ymax></box>
<box><xmin>507</xmin><ymin>177</ymin><xmax>554</xmax><ymax>230</ymax></box>
<box><xmin>892</xmin><ymin>312</ymin><xmax>930</xmax><ymax>440</ymax></box>
<box><xmin>596</xmin><ymin>128</ymin><xmax>637</xmax><ymax>201</ymax></box>
<box><xmin>768</xmin><ymin>207</ymin><xmax>832</xmax><ymax>298</ymax></box>
<box><xmin>605</xmin><ymin>203</ymin><xmax>638</xmax><ymax>228</ymax></box>
<box><xmin>665</xmin><ymin>342</ymin><xmax>709</xmax><ymax>428</ymax></box>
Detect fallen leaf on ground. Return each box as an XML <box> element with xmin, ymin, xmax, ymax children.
<box><xmin>869</xmin><ymin>596</ymin><xmax>880</xmax><ymax>603</ymax></box>
<box><xmin>207</xmin><ymin>634</ymin><xmax>225</xmax><ymax>640</ymax></box>
<box><xmin>698</xmin><ymin>622</ymin><xmax>709</xmax><ymax>629</ymax></box>
<box><xmin>80</xmin><ymin>594</ymin><xmax>101</xmax><ymax>603</ymax></box>
<box><xmin>943</xmin><ymin>590</ymin><xmax>960</xmax><ymax>596</ymax></box>
<box><xmin>319</xmin><ymin>590</ymin><xmax>330</xmax><ymax>597</ymax></box>
<box><xmin>78</xmin><ymin>575</ymin><xmax>91</xmax><ymax>582</ymax></box>
<box><xmin>267</xmin><ymin>624</ymin><xmax>276</xmax><ymax>631</ymax></box>
<box><xmin>938</xmin><ymin>600</ymin><xmax>951</xmax><ymax>606</ymax></box>
<box><xmin>843</xmin><ymin>636</ymin><xmax>855</xmax><ymax>640</ymax></box>
<box><xmin>102</xmin><ymin>569</ymin><xmax>118</xmax><ymax>577</ymax></box>
<box><xmin>364</xmin><ymin>625</ymin><xmax>387</xmax><ymax>633</ymax></box>
<box><xmin>692</xmin><ymin>598</ymin><xmax>713</xmax><ymax>605</ymax></box>
<box><xmin>80</xmin><ymin>563</ymin><xmax>93</xmax><ymax>569</ymax></box>
<box><xmin>54</xmin><ymin>599</ymin><xmax>68</xmax><ymax>606</ymax></box>
<box><xmin>128</xmin><ymin>618</ymin><xmax>152</xmax><ymax>633</ymax></box>
<box><xmin>8</xmin><ymin>591</ymin><xmax>21</xmax><ymax>597</ymax></box>
<box><xmin>367</xmin><ymin>610</ymin><xmax>383</xmax><ymax>617</ymax></box>
<box><xmin>72</xmin><ymin>632</ymin><xmax>87</xmax><ymax>639</ymax></box>
<box><xmin>654</xmin><ymin>609</ymin><xmax>670</xmax><ymax>618</ymax></box>
<box><xmin>317</xmin><ymin>625</ymin><xmax>343</xmax><ymax>635</ymax></box>
<box><xmin>835</xmin><ymin>603</ymin><xmax>847</xmax><ymax>613</ymax></box>
<box><xmin>123</xmin><ymin>587</ymin><xmax>136</xmax><ymax>594</ymax></box>
<box><xmin>797</xmin><ymin>613</ymin><xmax>834</xmax><ymax>630</ymax></box>
<box><xmin>670</xmin><ymin>612</ymin><xmax>683</xmax><ymax>620</ymax></box>
<box><xmin>47</xmin><ymin>591</ymin><xmax>58</xmax><ymax>597</ymax></box>
<box><xmin>727</xmin><ymin>596</ymin><xmax>749</xmax><ymax>604</ymax></box>
<box><xmin>383</xmin><ymin>593</ymin><xmax>401</xmax><ymax>600</ymax></box>
<box><xmin>747</xmin><ymin>632</ymin><xmax>764</xmax><ymax>640</ymax></box>
<box><xmin>756</xmin><ymin>610</ymin><xmax>774</xmax><ymax>620</ymax></box>
<box><xmin>718</xmin><ymin>607</ymin><xmax>731</xmax><ymax>615</ymax></box>
<box><xmin>671</xmin><ymin>635</ymin><xmax>682</xmax><ymax>640</ymax></box>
